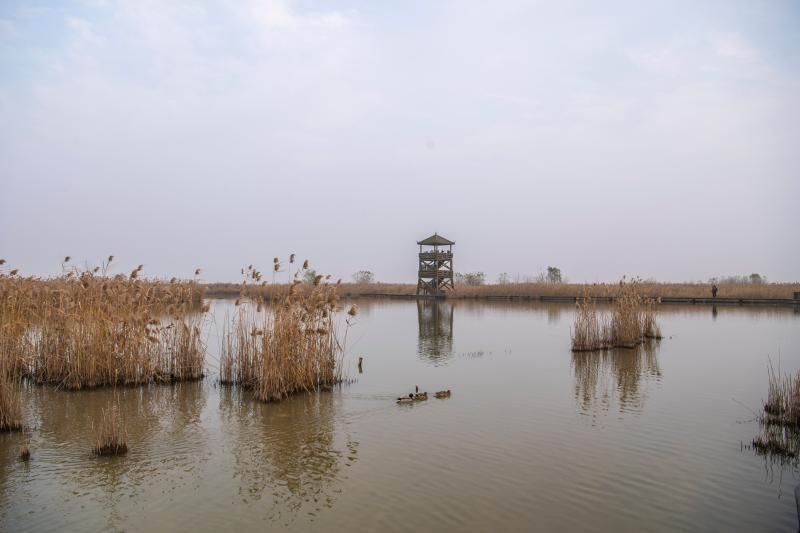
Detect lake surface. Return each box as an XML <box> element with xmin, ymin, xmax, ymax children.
<box><xmin>2</xmin><ymin>299</ymin><xmax>800</xmax><ymax>532</ymax></box>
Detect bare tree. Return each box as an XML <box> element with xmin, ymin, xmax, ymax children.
<box><xmin>456</xmin><ymin>272</ymin><xmax>485</xmax><ymax>286</ymax></box>
<box><xmin>352</xmin><ymin>270</ymin><xmax>375</xmax><ymax>284</ymax></box>
<box><xmin>546</xmin><ymin>266</ymin><xmax>562</xmax><ymax>284</ymax></box>
<box><xmin>497</xmin><ymin>272</ymin><xmax>511</xmax><ymax>284</ymax></box>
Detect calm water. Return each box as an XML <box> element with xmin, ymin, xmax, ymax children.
<box><xmin>2</xmin><ymin>300</ymin><xmax>800</xmax><ymax>532</ymax></box>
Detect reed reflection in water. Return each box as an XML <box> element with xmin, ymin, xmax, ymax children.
<box><xmin>218</xmin><ymin>388</ymin><xmax>357</xmax><ymax>523</ymax></box>
<box><xmin>0</xmin><ymin>381</ymin><xmax>209</xmax><ymax>531</ymax></box>
<box><xmin>416</xmin><ymin>299</ymin><xmax>454</xmax><ymax>364</ymax></box>
<box><xmin>572</xmin><ymin>340</ymin><xmax>662</xmax><ymax>418</ymax></box>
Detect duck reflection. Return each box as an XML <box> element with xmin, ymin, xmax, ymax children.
<box><xmin>572</xmin><ymin>340</ymin><xmax>662</xmax><ymax>418</ymax></box>
<box><xmin>417</xmin><ymin>299</ymin><xmax>454</xmax><ymax>364</ymax></box>
<box><xmin>219</xmin><ymin>389</ymin><xmax>357</xmax><ymax>521</ymax></box>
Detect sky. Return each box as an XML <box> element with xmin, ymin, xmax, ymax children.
<box><xmin>1</xmin><ymin>0</ymin><xmax>799</xmax><ymax>284</ymax></box>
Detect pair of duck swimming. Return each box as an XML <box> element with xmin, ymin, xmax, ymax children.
<box><xmin>396</xmin><ymin>386</ymin><xmax>451</xmax><ymax>403</ymax></box>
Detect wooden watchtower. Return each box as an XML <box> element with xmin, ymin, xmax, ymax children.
<box><xmin>416</xmin><ymin>233</ymin><xmax>455</xmax><ymax>296</ymax></box>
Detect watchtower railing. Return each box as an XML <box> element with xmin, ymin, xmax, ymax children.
<box><xmin>419</xmin><ymin>251</ymin><xmax>453</xmax><ymax>261</ymax></box>
<box><xmin>418</xmin><ymin>269</ymin><xmax>454</xmax><ymax>278</ymax></box>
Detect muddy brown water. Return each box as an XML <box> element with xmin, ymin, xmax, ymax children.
<box><xmin>2</xmin><ymin>300</ymin><xmax>800</xmax><ymax>532</ymax></box>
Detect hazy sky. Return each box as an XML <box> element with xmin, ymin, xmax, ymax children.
<box><xmin>1</xmin><ymin>0</ymin><xmax>798</xmax><ymax>283</ymax></box>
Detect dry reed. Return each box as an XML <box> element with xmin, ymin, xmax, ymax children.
<box><xmin>571</xmin><ymin>279</ymin><xmax>661</xmax><ymax>351</ymax></box>
<box><xmin>751</xmin><ymin>361</ymin><xmax>800</xmax><ymax>460</ymax></box>
<box><xmin>93</xmin><ymin>404</ymin><xmax>128</xmax><ymax>455</ymax></box>
<box><xmin>570</xmin><ymin>293</ymin><xmax>611</xmax><ymax>351</ymax></box>
<box><xmin>762</xmin><ymin>360</ymin><xmax>800</xmax><ymax>428</ymax></box>
<box><xmin>220</xmin><ymin>260</ymin><xmax>352</xmax><ymax>402</ymax></box>
<box><xmin>0</xmin><ymin>261</ymin><xmax>207</xmax><ymax>389</ymax></box>
<box><xmin>0</xmin><ymin>377</ymin><xmax>22</xmax><ymax>432</ymax></box>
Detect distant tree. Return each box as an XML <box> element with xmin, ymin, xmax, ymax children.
<box><xmin>716</xmin><ymin>273</ymin><xmax>768</xmax><ymax>284</ymax></box>
<box><xmin>456</xmin><ymin>272</ymin><xmax>485</xmax><ymax>286</ymax></box>
<box><xmin>497</xmin><ymin>272</ymin><xmax>511</xmax><ymax>284</ymax></box>
<box><xmin>352</xmin><ymin>270</ymin><xmax>375</xmax><ymax>284</ymax></box>
<box><xmin>546</xmin><ymin>266</ymin><xmax>563</xmax><ymax>284</ymax></box>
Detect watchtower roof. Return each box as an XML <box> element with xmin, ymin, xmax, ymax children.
<box><xmin>417</xmin><ymin>233</ymin><xmax>455</xmax><ymax>246</ymax></box>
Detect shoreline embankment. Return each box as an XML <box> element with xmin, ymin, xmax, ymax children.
<box><xmin>204</xmin><ymin>282</ymin><xmax>800</xmax><ymax>307</ymax></box>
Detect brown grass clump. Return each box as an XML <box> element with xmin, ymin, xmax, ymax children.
<box><xmin>610</xmin><ymin>281</ymin><xmax>645</xmax><ymax>348</ymax></box>
<box><xmin>570</xmin><ymin>293</ymin><xmax>610</xmax><ymax>352</ymax></box>
<box><xmin>641</xmin><ymin>298</ymin><xmax>662</xmax><ymax>339</ymax></box>
<box><xmin>571</xmin><ymin>279</ymin><xmax>661</xmax><ymax>351</ymax></box>
<box><xmin>0</xmin><ymin>260</ymin><xmax>207</xmax><ymax>389</ymax></box>
<box><xmin>762</xmin><ymin>361</ymin><xmax>800</xmax><ymax>428</ymax></box>
<box><xmin>220</xmin><ymin>259</ymin><xmax>352</xmax><ymax>402</ymax></box>
<box><xmin>750</xmin><ymin>362</ymin><xmax>800</xmax><ymax>462</ymax></box>
<box><xmin>93</xmin><ymin>404</ymin><xmax>128</xmax><ymax>456</ymax></box>
<box><xmin>0</xmin><ymin>377</ymin><xmax>23</xmax><ymax>432</ymax></box>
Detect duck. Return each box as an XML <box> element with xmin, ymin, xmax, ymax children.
<box><xmin>414</xmin><ymin>391</ymin><xmax>428</xmax><ymax>401</ymax></box>
<box><xmin>397</xmin><ymin>393</ymin><xmax>414</xmax><ymax>404</ymax></box>
<box><xmin>434</xmin><ymin>390</ymin><xmax>451</xmax><ymax>399</ymax></box>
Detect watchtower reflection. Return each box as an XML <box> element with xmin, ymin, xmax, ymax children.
<box><xmin>417</xmin><ymin>299</ymin><xmax>454</xmax><ymax>364</ymax></box>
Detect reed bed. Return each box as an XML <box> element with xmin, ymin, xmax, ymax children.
<box><xmin>205</xmin><ymin>281</ymin><xmax>800</xmax><ymax>300</ymax></box>
<box><xmin>0</xmin><ymin>261</ymin><xmax>207</xmax><ymax>389</ymax></box>
<box><xmin>220</xmin><ymin>261</ymin><xmax>352</xmax><ymax>402</ymax></box>
<box><xmin>0</xmin><ymin>377</ymin><xmax>22</xmax><ymax>432</ymax></box>
<box><xmin>93</xmin><ymin>404</ymin><xmax>128</xmax><ymax>456</ymax></box>
<box><xmin>571</xmin><ymin>280</ymin><xmax>661</xmax><ymax>351</ymax></box>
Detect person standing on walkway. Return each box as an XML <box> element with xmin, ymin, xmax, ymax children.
<box><xmin>711</xmin><ymin>283</ymin><xmax>718</xmax><ymax>299</ymax></box>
